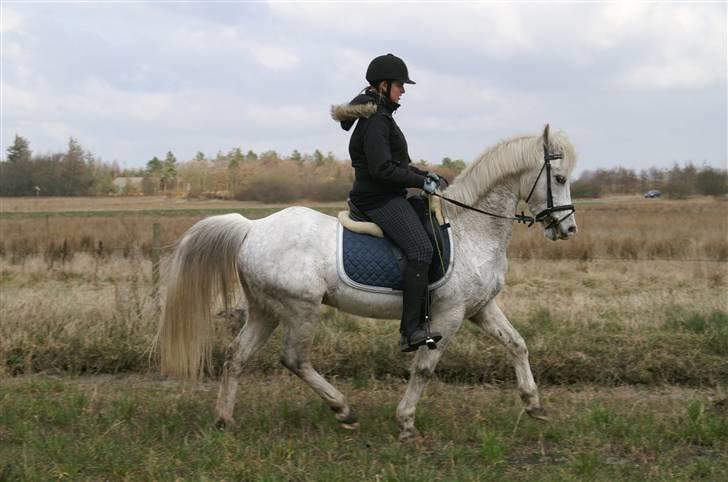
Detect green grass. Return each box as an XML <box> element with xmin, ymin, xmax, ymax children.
<box><xmin>664</xmin><ymin>310</ymin><xmax>728</xmax><ymax>356</ymax></box>
<box><xmin>4</xmin><ymin>306</ymin><xmax>728</xmax><ymax>386</ymax></box>
<box><xmin>1</xmin><ymin>376</ymin><xmax>726</xmax><ymax>481</ymax></box>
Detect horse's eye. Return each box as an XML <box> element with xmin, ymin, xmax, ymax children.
<box><xmin>555</xmin><ymin>174</ymin><xmax>567</xmax><ymax>185</ymax></box>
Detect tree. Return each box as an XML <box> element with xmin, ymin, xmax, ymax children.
<box><xmin>228</xmin><ymin>148</ymin><xmax>244</xmax><ymax>191</ymax></box>
<box><xmin>60</xmin><ymin>137</ymin><xmax>93</xmax><ymax>195</ymax></box>
<box><xmin>571</xmin><ymin>170</ymin><xmax>602</xmax><ymax>198</ymax></box>
<box><xmin>146</xmin><ymin>156</ymin><xmax>163</xmax><ymax>176</ymax></box>
<box><xmin>194</xmin><ymin>151</ymin><xmax>206</xmax><ymax>163</ymax></box>
<box><xmin>162</xmin><ymin>151</ymin><xmax>178</xmax><ymax>191</ymax></box>
<box><xmin>664</xmin><ymin>164</ymin><xmax>693</xmax><ymax>199</ymax></box>
<box><xmin>313</xmin><ymin>149</ymin><xmax>325</xmax><ymax>166</ymax></box>
<box><xmin>6</xmin><ymin>134</ymin><xmax>32</xmax><ymax>163</ymax></box>
<box><xmin>260</xmin><ymin>150</ymin><xmax>279</xmax><ymax>164</ymax></box>
<box><xmin>0</xmin><ymin>135</ymin><xmax>34</xmax><ymax>195</ymax></box>
<box><xmin>441</xmin><ymin>157</ymin><xmax>466</xmax><ymax>174</ymax></box>
<box><xmin>695</xmin><ymin>167</ymin><xmax>728</xmax><ymax>197</ymax></box>
<box><xmin>228</xmin><ymin>147</ymin><xmax>245</xmax><ymax>167</ymax></box>
<box><xmin>245</xmin><ymin>150</ymin><xmax>258</xmax><ymax>162</ymax></box>
<box><xmin>289</xmin><ymin>149</ymin><xmax>302</xmax><ymax>163</ymax></box>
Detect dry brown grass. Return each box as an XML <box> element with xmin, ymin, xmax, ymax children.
<box><xmin>1</xmin><ymin>195</ymin><xmax>726</xmax><ymax>383</ymax></box>
<box><xmin>508</xmin><ymin>196</ymin><xmax>728</xmax><ymax>261</ymax></box>
<box><xmin>1</xmin><ymin>196</ymin><xmax>726</xmax><ymax>262</ymax></box>
<box><xmin>0</xmin><ymin>196</ymin><xmax>344</xmax><ymax>213</ymax></box>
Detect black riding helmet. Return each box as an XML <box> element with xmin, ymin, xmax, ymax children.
<box><xmin>366</xmin><ymin>54</ymin><xmax>416</xmax><ymax>86</ymax></box>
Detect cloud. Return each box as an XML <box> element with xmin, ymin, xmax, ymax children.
<box><xmin>0</xmin><ymin>6</ymin><xmax>23</xmax><ymax>34</ymax></box>
<box><xmin>618</xmin><ymin>59</ymin><xmax>720</xmax><ymax>90</ymax></box>
<box><xmin>587</xmin><ymin>3</ymin><xmax>726</xmax><ymax>90</ymax></box>
<box><xmin>71</xmin><ymin>79</ymin><xmax>176</xmax><ymax>122</ymax></box>
<box><xmin>160</xmin><ymin>20</ymin><xmax>299</xmax><ymax>72</ymax></box>
<box><xmin>1</xmin><ymin>2</ymin><xmax>724</xmax><ymax>172</ymax></box>
<box><xmin>1</xmin><ymin>82</ymin><xmax>39</xmax><ymax>113</ymax></box>
<box><xmin>246</xmin><ymin>42</ymin><xmax>299</xmax><ymax>71</ymax></box>
<box><xmin>268</xmin><ymin>2</ymin><xmax>534</xmax><ymax>57</ymax></box>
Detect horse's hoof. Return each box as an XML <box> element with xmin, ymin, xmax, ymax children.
<box><xmin>398</xmin><ymin>427</ymin><xmax>421</xmax><ymax>443</ymax></box>
<box><xmin>526</xmin><ymin>406</ymin><xmax>549</xmax><ymax>422</ymax></box>
<box><xmin>334</xmin><ymin>407</ymin><xmax>358</xmax><ymax>427</ymax></box>
<box><xmin>214</xmin><ymin>418</ymin><xmax>232</xmax><ymax>430</ymax></box>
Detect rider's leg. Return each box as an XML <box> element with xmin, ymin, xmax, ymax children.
<box><xmin>364</xmin><ymin>197</ymin><xmax>441</xmax><ymax>351</ymax></box>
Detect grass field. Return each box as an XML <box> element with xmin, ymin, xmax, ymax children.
<box><xmin>1</xmin><ymin>195</ymin><xmax>727</xmax><ymax>480</ymax></box>
<box><xmin>2</xmin><ymin>375</ymin><xmax>727</xmax><ymax>481</ymax></box>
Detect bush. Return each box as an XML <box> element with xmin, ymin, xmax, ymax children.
<box><xmin>308</xmin><ymin>179</ymin><xmax>351</xmax><ymax>202</ymax></box>
<box><xmin>695</xmin><ymin>168</ymin><xmax>728</xmax><ymax>197</ymax></box>
<box><xmin>571</xmin><ymin>178</ymin><xmax>602</xmax><ymax>198</ymax></box>
<box><xmin>234</xmin><ymin>172</ymin><xmax>303</xmax><ymax>203</ymax></box>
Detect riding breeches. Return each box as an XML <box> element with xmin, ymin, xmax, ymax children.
<box><xmin>364</xmin><ymin>196</ymin><xmax>433</xmax><ymax>265</ymax></box>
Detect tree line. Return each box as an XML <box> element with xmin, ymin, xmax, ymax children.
<box><xmin>0</xmin><ymin>135</ymin><xmax>466</xmax><ymax>201</ymax></box>
<box><xmin>572</xmin><ymin>164</ymin><xmax>728</xmax><ymax>199</ymax></box>
<box><xmin>2</xmin><ymin>134</ymin><xmax>724</xmax><ymax>200</ymax></box>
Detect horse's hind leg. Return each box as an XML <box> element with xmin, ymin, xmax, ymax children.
<box><xmin>214</xmin><ymin>306</ymin><xmax>278</xmax><ymax>427</ymax></box>
<box><xmin>279</xmin><ymin>302</ymin><xmax>357</xmax><ymax>429</ymax></box>
<box><xmin>470</xmin><ymin>300</ymin><xmax>547</xmax><ymax>420</ymax></box>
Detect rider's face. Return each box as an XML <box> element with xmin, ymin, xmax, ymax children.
<box><xmin>379</xmin><ymin>80</ymin><xmax>405</xmax><ymax>104</ymax></box>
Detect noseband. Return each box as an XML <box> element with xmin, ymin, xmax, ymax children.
<box><xmin>432</xmin><ymin>140</ymin><xmax>575</xmax><ymax>230</ymax></box>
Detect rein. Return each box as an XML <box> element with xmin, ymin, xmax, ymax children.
<box><xmin>432</xmin><ymin>192</ymin><xmax>537</xmax><ymax>226</ymax></box>
<box><xmin>432</xmin><ymin>140</ymin><xmax>576</xmax><ymax>230</ymax></box>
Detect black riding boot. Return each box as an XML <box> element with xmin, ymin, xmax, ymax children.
<box><xmin>399</xmin><ymin>261</ymin><xmax>442</xmax><ymax>352</ymax></box>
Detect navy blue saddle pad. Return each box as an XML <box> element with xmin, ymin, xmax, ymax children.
<box><xmin>337</xmin><ymin>220</ymin><xmax>453</xmax><ymax>293</ymax></box>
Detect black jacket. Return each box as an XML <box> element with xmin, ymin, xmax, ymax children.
<box><xmin>332</xmin><ymin>90</ymin><xmax>427</xmax><ymax>210</ymax></box>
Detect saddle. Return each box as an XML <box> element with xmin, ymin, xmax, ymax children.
<box><xmin>336</xmin><ymin>196</ymin><xmax>454</xmax><ymax>293</ymax></box>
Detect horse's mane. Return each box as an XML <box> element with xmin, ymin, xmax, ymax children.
<box><xmin>445</xmin><ymin>127</ymin><xmax>577</xmax><ymax>213</ymax></box>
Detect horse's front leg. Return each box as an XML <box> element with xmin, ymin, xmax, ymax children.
<box><xmin>397</xmin><ymin>307</ymin><xmax>464</xmax><ymax>441</ymax></box>
<box><xmin>470</xmin><ymin>300</ymin><xmax>547</xmax><ymax>420</ymax></box>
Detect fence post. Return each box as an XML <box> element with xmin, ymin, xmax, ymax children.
<box><xmin>152</xmin><ymin>223</ymin><xmax>161</xmax><ymax>314</ymax></box>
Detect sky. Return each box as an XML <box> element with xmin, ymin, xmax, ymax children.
<box><xmin>1</xmin><ymin>1</ymin><xmax>726</xmax><ymax>177</ymax></box>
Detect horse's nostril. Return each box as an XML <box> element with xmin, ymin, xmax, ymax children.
<box><xmin>568</xmin><ymin>226</ymin><xmax>577</xmax><ymax>234</ymax></box>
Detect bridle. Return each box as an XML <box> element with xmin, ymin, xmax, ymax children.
<box><xmin>432</xmin><ymin>139</ymin><xmax>575</xmax><ymax>231</ymax></box>
<box><xmin>523</xmin><ymin>143</ymin><xmax>576</xmax><ymax>231</ymax></box>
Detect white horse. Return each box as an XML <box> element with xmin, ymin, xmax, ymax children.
<box><xmin>156</xmin><ymin>125</ymin><xmax>578</xmax><ymax>441</ymax></box>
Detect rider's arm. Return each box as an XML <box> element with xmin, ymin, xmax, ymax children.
<box><xmin>363</xmin><ymin>115</ymin><xmax>426</xmax><ymax>188</ymax></box>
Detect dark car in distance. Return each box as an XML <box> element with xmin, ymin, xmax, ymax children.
<box><xmin>644</xmin><ymin>190</ymin><xmax>662</xmax><ymax>198</ymax></box>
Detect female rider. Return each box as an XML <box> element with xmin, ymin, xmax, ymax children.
<box><xmin>332</xmin><ymin>53</ymin><xmax>446</xmax><ymax>352</ymax></box>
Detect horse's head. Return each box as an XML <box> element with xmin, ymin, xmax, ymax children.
<box><xmin>521</xmin><ymin>125</ymin><xmax>578</xmax><ymax>241</ymax></box>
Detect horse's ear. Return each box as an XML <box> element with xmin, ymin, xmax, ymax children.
<box><xmin>543</xmin><ymin>124</ymin><xmax>550</xmax><ymax>146</ymax></box>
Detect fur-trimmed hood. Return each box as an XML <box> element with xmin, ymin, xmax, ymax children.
<box><xmin>330</xmin><ymin>92</ymin><xmax>378</xmax><ymax>131</ymax></box>
<box><xmin>331</xmin><ymin>90</ymin><xmax>399</xmax><ymax>131</ymax></box>
<box><xmin>330</xmin><ymin>102</ymin><xmax>377</xmax><ymax>124</ymax></box>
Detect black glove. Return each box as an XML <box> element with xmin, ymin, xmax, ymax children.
<box><xmin>424</xmin><ymin>172</ymin><xmax>448</xmax><ymax>194</ymax></box>
<box><xmin>423</xmin><ymin>172</ymin><xmax>440</xmax><ymax>194</ymax></box>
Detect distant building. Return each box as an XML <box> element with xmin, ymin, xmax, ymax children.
<box><xmin>112</xmin><ymin>177</ymin><xmax>144</xmax><ymax>193</ymax></box>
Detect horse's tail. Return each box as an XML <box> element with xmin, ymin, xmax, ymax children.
<box><xmin>155</xmin><ymin>213</ymin><xmax>253</xmax><ymax>381</ymax></box>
